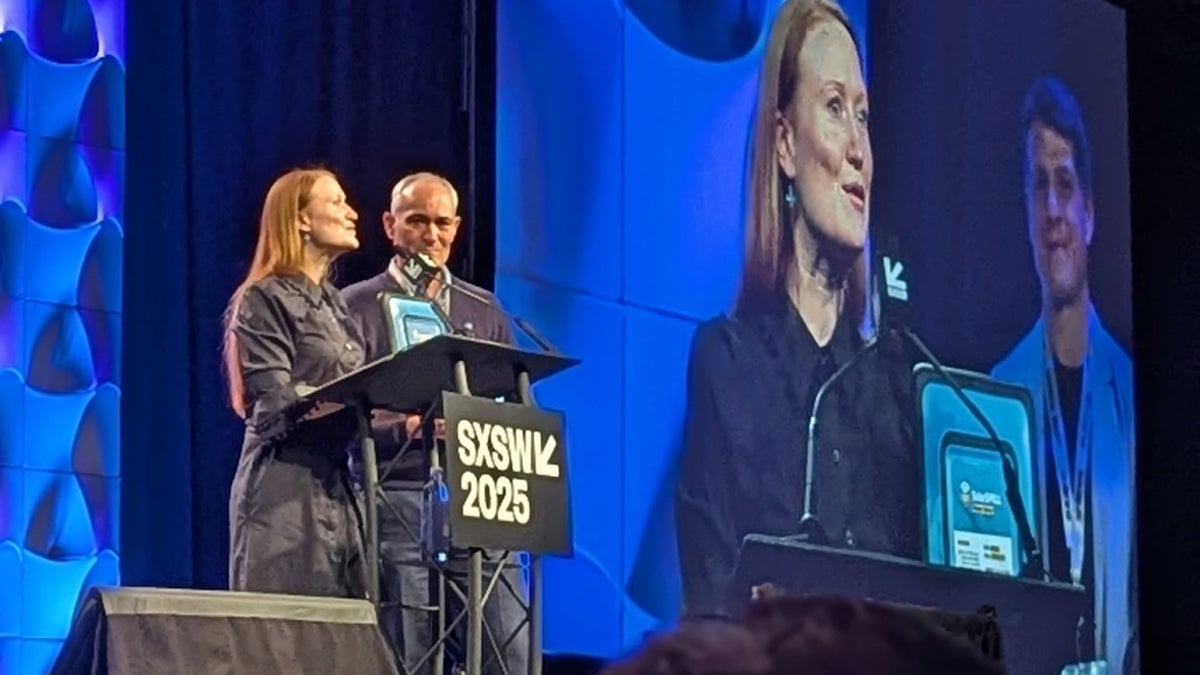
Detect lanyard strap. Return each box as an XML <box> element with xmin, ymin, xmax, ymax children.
<box><xmin>1043</xmin><ymin>340</ymin><xmax>1093</xmax><ymax>586</ymax></box>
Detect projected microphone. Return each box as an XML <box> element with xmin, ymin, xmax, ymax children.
<box><xmin>799</xmin><ymin>333</ymin><xmax>881</xmax><ymax>544</ymax></box>
<box><xmin>870</xmin><ymin>234</ymin><xmax>1045</xmax><ymax>579</ymax></box>
<box><xmin>798</xmin><ymin>237</ymin><xmax>906</xmax><ymax>542</ymax></box>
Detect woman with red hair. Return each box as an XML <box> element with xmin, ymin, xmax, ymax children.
<box><xmin>223</xmin><ymin>167</ymin><xmax>368</xmax><ymax>598</ymax></box>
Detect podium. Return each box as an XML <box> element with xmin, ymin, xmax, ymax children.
<box><xmin>730</xmin><ymin>535</ymin><xmax>1086</xmax><ymax>675</ymax></box>
<box><xmin>302</xmin><ymin>334</ymin><xmax>579</xmax><ymax>675</ymax></box>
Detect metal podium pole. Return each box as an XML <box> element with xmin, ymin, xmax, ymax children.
<box><xmin>516</xmin><ymin>370</ymin><xmax>543</xmax><ymax>675</ymax></box>
<box><xmin>452</xmin><ymin>360</ymin><xmax>486</xmax><ymax>675</ymax></box>
<box><xmin>355</xmin><ymin>401</ymin><xmax>381</xmax><ymax>606</ymax></box>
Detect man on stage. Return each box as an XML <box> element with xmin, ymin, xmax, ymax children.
<box><xmin>990</xmin><ymin>76</ymin><xmax>1135</xmax><ymax>671</ymax></box>
<box><xmin>342</xmin><ymin>171</ymin><xmax>528</xmax><ymax>675</ymax></box>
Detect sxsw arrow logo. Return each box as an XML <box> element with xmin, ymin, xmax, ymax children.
<box><xmin>402</xmin><ymin>257</ymin><xmax>423</xmax><ymax>283</ymax></box>
<box><xmin>883</xmin><ymin>256</ymin><xmax>908</xmax><ymax>301</ymax></box>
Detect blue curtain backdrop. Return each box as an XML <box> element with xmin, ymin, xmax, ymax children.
<box><xmin>123</xmin><ymin>0</ymin><xmax>475</xmax><ymax>591</ymax></box>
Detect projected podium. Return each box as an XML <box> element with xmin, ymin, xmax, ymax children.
<box><xmin>301</xmin><ymin>333</ymin><xmax>580</xmax><ymax>675</ymax></box>
<box><xmin>729</xmin><ymin>535</ymin><xmax>1085</xmax><ymax>675</ymax></box>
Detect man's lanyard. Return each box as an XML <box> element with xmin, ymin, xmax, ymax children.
<box><xmin>1043</xmin><ymin>336</ymin><xmax>1093</xmax><ymax>587</ymax></box>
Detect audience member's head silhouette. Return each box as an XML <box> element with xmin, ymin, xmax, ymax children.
<box><xmin>603</xmin><ymin>595</ymin><xmax>1006</xmax><ymax>675</ymax></box>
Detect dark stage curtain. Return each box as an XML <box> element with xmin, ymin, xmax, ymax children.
<box><xmin>124</xmin><ymin>0</ymin><xmax>473</xmax><ymax>589</ymax></box>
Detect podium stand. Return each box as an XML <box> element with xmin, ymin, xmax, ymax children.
<box><xmin>730</xmin><ymin>535</ymin><xmax>1086</xmax><ymax>675</ymax></box>
<box><xmin>302</xmin><ymin>334</ymin><xmax>579</xmax><ymax>675</ymax></box>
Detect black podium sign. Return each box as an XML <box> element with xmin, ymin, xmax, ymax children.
<box><xmin>442</xmin><ymin>392</ymin><xmax>573</xmax><ymax>555</ymax></box>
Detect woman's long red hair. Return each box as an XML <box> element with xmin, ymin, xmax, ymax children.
<box><xmin>223</xmin><ymin>168</ymin><xmax>334</xmax><ymax>418</ymax></box>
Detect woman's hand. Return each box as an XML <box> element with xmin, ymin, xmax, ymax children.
<box><xmin>298</xmin><ymin>401</ymin><xmax>346</xmax><ymax>422</ymax></box>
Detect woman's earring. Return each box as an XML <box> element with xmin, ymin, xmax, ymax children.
<box><xmin>784</xmin><ymin>183</ymin><xmax>797</xmax><ymax>208</ymax></box>
<box><xmin>301</xmin><ymin>231</ymin><xmax>312</xmax><ymax>244</ymax></box>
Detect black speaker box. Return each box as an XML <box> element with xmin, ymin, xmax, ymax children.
<box><xmin>51</xmin><ymin>587</ymin><xmax>399</xmax><ymax>675</ymax></box>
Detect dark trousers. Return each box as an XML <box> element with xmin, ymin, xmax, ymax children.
<box><xmin>378</xmin><ymin>482</ymin><xmax>530</xmax><ymax>675</ymax></box>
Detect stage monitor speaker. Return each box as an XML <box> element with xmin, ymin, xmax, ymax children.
<box><xmin>51</xmin><ymin>587</ymin><xmax>399</xmax><ymax>675</ymax></box>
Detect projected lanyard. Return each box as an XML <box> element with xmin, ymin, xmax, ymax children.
<box><xmin>1043</xmin><ymin>339</ymin><xmax>1093</xmax><ymax>587</ymax></box>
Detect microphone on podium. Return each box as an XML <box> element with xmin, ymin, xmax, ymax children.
<box><xmin>394</xmin><ymin>246</ymin><xmax>443</xmax><ymax>297</ymax></box>
<box><xmin>391</xmin><ymin>247</ymin><xmax>560</xmax><ymax>354</ymax></box>
<box><xmin>383</xmin><ymin>247</ymin><xmax>454</xmax><ymax>349</ymax></box>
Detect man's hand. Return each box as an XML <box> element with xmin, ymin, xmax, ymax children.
<box><xmin>404</xmin><ymin>414</ymin><xmax>446</xmax><ymax>440</ymax></box>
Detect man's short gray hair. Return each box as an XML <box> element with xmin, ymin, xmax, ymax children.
<box><xmin>390</xmin><ymin>172</ymin><xmax>460</xmax><ymax>212</ymax></box>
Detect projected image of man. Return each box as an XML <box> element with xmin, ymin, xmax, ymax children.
<box><xmin>341</xmin><ymin>172</ymin><xmax>525</xmax><ymax>675</ymax></box>
<box><xmin>990</xmin><ymin>77</ymin><xmax>1135</xmax><ymax>670</ymax></box>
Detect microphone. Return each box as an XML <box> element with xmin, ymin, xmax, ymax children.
<box><xmin>870</xmin><ymin>235</ymin><xmax>1045</xmax><ymax>580</ymax></box>
<box><xmin>394</xmin><ymin>246</ymin><xmax>442</xmax><ymax>297</ymax></box>
<box><xmin>391</xmin><ymin>245</ymin><xmax>559</xmax><ymax>354</ymax></box>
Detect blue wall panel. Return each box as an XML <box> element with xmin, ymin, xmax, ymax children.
<box><xmin>0</xmin><ymin>1</ymin><xmax>124</xmax><ymax>672</ymax></box>
<box><xmin>494</xmin><ymin>0</ymin><xmax>625</xmax><ymax>301</ymax></box>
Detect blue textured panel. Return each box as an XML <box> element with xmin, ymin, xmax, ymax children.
<box><xmin>26</xmin><ymin>135</ymin><xmax>97</xmax><ymax>228</ymax></box>
<box><xmin>77</xmin><ymin>308</ymin><xmax>117</xmax><ymax>386</ymax></box>
<box><xmin>0</xmin><ymin>370</ymin><xmax>22</xmax><ymax>467</ymax></box>
<box><xmin>0</xmin><ymin>1</ymin><xmax>124</xmax><ymax>663</ymax></box>
<box><xmin>0</xmin><ymin>200</ymin><xmax>28</xmax><ymax>299</ymax></box>
<box><xmin>0</xmin><ymin>476</ymin><xmax>19</xmax><ymax>641</ymax></box>
<box><xmin>23</xmin><ymin>300</ymin><xmax>96</xmax><ymax>394</ymax></box>
<box><xmin>0</xmin><ymin>31</ymin><xmax>29</xmax><ymax>132</ymax></box>
<box><xmin>22</xmin><ymin>389</ymin><xmax>90</xmax><ymax>472</ymax></box>
<box><xmin>24</xmin><ymin>216</ymin><xmax>93</xmax><ymax>306</ymax></box>
<box><xmin>494</xmin><ymin>272</ymin><xmax>626</xmax><ymax>657</ymax></box>
<box><xmin>0</xmin><ymin>1</ymin><xmax>30</xmax><ymax>34</ymax></box>
<box><xmin>76</xmin><ymin>222</ymin><xmax>121</xmax><ymax>314</ymax></box>
<box><xmin>77</xmin><ymin>141</ymin><xmax>122</xmax><ymax>222</ymax></box>
<box><xmin>77</xmin><ymin>56</ymin><xmax>122</xmax><ymax>151</ymax></box>
<box><xmin>25</xmin><ymin>56</ymin><xmax>99</xmax><ymax>142</ymax></box>
<box><xmin>20</xmin><ymin>472</ymin><xmax>119</xmax><ymax>640</ymax></box>
<box><xmin>0</xmin><ymin>299</ymin><xmax>21</xmax><ymax>371</ymax></box>
<box><xmin>28</xmin><ymin>0</ymin><xmax>99</xmax><ymax>63</ymax></box>
<box><xmin>70</xmin><ymin>383</ymin><xmax>119</xmax><ymax>478</ymax></box>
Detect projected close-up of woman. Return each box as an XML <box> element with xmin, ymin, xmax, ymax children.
<box><xmin>674</xmin><ymin>0</ymin><xmax>919</xmax><ymax>618</ymax></box>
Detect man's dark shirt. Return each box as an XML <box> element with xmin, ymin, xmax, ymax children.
<box><xmin>674</xmin><ymin>299</ymin><xmax>919</xmax><ymax>616</ymax></box>
<box><xmin>340</xmin><ymin>270</ymin><xmax>515</xmax><ymax>481</ymax></box>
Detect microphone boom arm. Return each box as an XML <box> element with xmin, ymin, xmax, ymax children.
<box><xmin>444</xmin><ymin>279</ymin><xmax>561</xmax><ymax>354</ymax></box>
